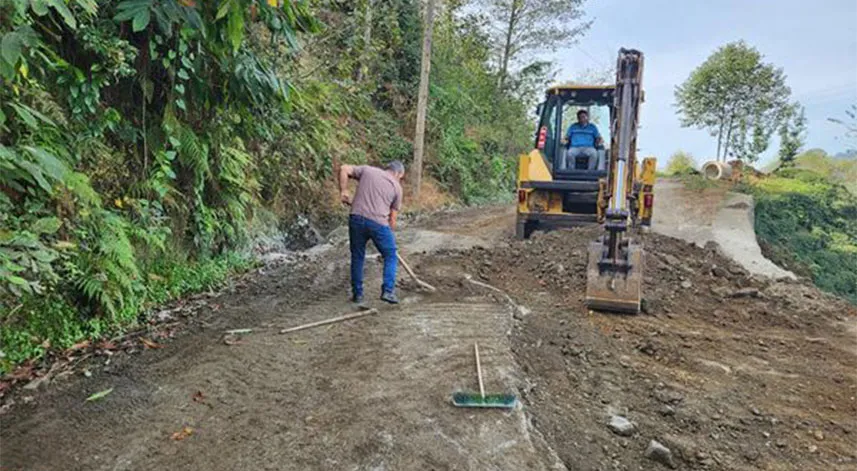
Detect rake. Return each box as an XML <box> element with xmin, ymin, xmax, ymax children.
<box><xmin>451</xmin><ymin>342</ymin><xmax>517</xmax><ymax>409</ymax></box>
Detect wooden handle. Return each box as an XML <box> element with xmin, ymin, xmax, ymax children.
<box><xmin>396</xmin><ymin>252</ymin><xmax>438</xmax><ymax>292</ymax></box>
<box><xmin>474</xmin><ymin>342</ymin><xmax>485</xmax><ymax>399</ymax></box>
<box><xmin>396</xmin><ymin>252</ymin><xmax>419</xmax><ymax>280</ymax></box>
<box><xmin>280</xmin><ymin>309</ymin><xmax>378</xmax><ymax>334</ymax></box>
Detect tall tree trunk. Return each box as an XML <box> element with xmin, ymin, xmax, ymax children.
<box><xmin>355</xmin><ymin>0</ymin><xmax>373</xmax><ymax>83</ymax></box>
<box><xmin>498</xmin><ymin>2</ymin><xmax>517</xmax><ymax>90</ymax></box>
<box><xmin>410</xmin><ymin>0</ymin><xmax>436</xmax><ymax>201</ymax></box>
<box><xmin>716</xmin><ymin>119</ymin><xmax>724</xmax><ymax>163</ymax></box>
<box><xmin>722</xmin><ymin>117</ymin><xmax>734</xmax><ymax>161</ymax></box>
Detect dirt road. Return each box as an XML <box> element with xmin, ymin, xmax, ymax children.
<box><xmin>2</xmin><ymin>186</ymin><xmax>855</xmax><ymax>470</ymax></box>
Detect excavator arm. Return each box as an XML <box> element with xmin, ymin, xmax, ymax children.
<box><xmin>584</xmin><ymin>49</ymin><xmax>647</xmax><ymax>313</ymax></box>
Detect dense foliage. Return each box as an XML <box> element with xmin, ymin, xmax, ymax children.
<box><xmin>0</xmin><ymin>0</ymin><xmax>538</xmax><ymax>370</ymax></box>
<box><xmin>0</xmin><ymin>0</ymin><xmax>321</xmax><ymax>370</ymax></box>
<box><xmin>752</xmin><ymin>168</ymin><xmax>857</xmax><ymax>304</ymax></box>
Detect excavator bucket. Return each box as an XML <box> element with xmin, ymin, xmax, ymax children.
<box><xmin>584</xmin><ymin>240</ymin><xmax>643</xmax><ymax>314</ymax></box>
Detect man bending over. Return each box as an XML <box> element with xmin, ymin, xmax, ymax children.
<box><xmin>339</xmin><ymin>161</ymin><xmax>405</xmax><ymax>305</ymax></box>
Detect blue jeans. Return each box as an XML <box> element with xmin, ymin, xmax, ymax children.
<box><xmin>349</xmin><ymin>215</ymin><xmax>398</xmax><ymax>298</ymax></box>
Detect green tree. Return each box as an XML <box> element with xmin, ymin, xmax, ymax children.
<box><xmin>778</xmin><ymin>103</ymin><xmax>807</xmax><ymax>168</ymax></box>
<box><xmin>674</xmin><ymin>41</ymin><xmax>792</xmax><ymax>163</ymax></box>
<box><xmin>480</xmin><ymin>0</ymin><xmax>590</xmax><ymax>89</ymax></box>
<box><xmin>426</xmin><ymin>2</ymin><xmax>531</xmax><ymax>202</ymax></box>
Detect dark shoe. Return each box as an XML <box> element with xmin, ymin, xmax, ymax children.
<box><xmin>380</xmin><ymin>291</ymin><xmax>399</xmax><ymax>304</ymax></box>
<box><xmin>352</xmin><ymin>294</ymin><xmax>365</xmax><ymax>306</ymax></box>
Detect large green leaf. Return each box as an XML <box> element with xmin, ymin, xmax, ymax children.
<box><xmin>46</xmin><ymin>0</ymin><xmax>77</xmax><ymax>29</ymax></box>
<box><xmin>7</xmin><ymin>275</ymin><xmax>29</xmax><ymax>286</ymax></box>
<box><xmin>16</xmin><ymin>161</ymin><xmax>51</xmax><ymax>192</ymax></box>
<box><xmin>31</xmin><ymin>249</ymin><xmax>57</xmax><ymax>263</ymax></box>
<box><xmin>132</xmin><ymin>9</ymin><xmax>151</xmax><ymax>32</ymax></box>
<box><xmin>31</xmin><ymin>217</ymin><xmax>62</xmax><ymax>235</ymax></box>
<box><xmin>216</xmin><ymin>0</ymin><xmax>233</xmax><ymax>20</ymax></box>
<box><xmin>22</xmin><ymin>146</ymin><xmax>69</xmax><ymax>181</ymax></box>
<box><xmin>9</xmin><ymin>102</ymin><xmax>56</xmax><ymax>128</ymax></box>
<box><xmin>227</xmin><ymin>0</ymin><xmax>245</xmax><ymax>53</ymax></box>
<box><xmin>30</xmin><ymin>0</ymin><xmax>50</xmax><ymax>16</ymax></box>
<box><xmin>1</xmin><ymin>32</ymin><xmax>24</xmax><ymax>66</ymax></box>
<box><xmin>9</xmin><ymin>103</ymin><xmax>37</xmax><ymax>128</ymax></box>
<box><xmin>114</xmin><ymin>0</ymin><xmax>153</xmax><ymax>22</ymax></box>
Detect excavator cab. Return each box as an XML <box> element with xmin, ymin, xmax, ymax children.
<box><xmin>516</xmin><ymin>86</ymin><xmax>615</xmax><ymax>239</ymax></box>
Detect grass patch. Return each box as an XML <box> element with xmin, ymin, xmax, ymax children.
<box><xmin>680</xmin><ymin>174</ymin><xmax>724</xmax><ymax>191</ymax></box>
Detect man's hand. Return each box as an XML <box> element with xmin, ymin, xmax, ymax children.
<box><xmin>389</xmin><ymin>210</ymin><xmax>398</xmax><ymax>230</ymax></box>
<box><xmin>339</xmin><ymin>164</ymin><xmax>356</xmax><ymax>206</ymax></box>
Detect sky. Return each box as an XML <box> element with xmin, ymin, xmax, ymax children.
<box><xmin>548</xmin><ymin>0</ymin><xmax>857</xmax><ymax>167</ymax></box>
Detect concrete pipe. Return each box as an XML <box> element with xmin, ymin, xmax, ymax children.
<box><xmin>701</xmin><ymin>161</ymin><xmax>732</xmax><ymax>180</ymax></box>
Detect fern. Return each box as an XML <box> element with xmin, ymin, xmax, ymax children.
<box><xmin>168</xmin><ymin>118</ymin><xmax>211</xmax><ymax>180</ymax></box>
<box><xmin>71</xmin><ymin>211</ymin><xmax>140</xmax><ymax>319</ymax></box>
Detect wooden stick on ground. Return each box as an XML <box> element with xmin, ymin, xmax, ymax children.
<box><xmin>279</xmin><ymin>309</ymin><xmax>378</xmax><ymax>334</ymax></box>
<box><xmin>396</xmin><ymin>253</ymin><xmax>437</xmax><ymax>292</ymax></box>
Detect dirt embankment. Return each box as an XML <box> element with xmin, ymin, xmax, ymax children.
<box><xmin>415</xmin><ymin>227</ymin><xmax>856</xmax><ymax>470</ymax></box>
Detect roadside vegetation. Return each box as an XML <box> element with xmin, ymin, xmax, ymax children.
<box><xmin>751</xmin><ymin>155</ymin><xmax>857</xmax><ymax>304</ymax></box>
<box><xmin>675</xmin><ymin>42</ymin><xmax>856</xmax><ymax>304</ymax></box>
<box><xmin>1</xmin><ymin>0</ymin><xmax>580</xmax><ymax>371</ymax></box>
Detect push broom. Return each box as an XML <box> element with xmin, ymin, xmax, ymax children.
<box><xmin>452</xmin><ymin>343</ymin><xmax>517</xmax><ymax>409</ymax></box>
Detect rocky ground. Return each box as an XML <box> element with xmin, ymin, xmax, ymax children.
<box><xmin>1</xmin><ymin>199</ymin><xmax>855</xmax><ymax>470</ymax></box>
<box><xmin>415</xmin><ymin>227</ymin><xmax>857</xmax><ymax>470</ymax></box>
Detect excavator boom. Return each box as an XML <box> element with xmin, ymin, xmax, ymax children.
<box><xmin>584</xmin><ymin>49</ymin><xmax>646</xmax><ymax>314</ymax></box>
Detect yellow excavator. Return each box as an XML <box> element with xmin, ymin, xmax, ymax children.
<box><xmin>515</xmin><ymin>48</ymin><xmax>656</xmax><ymax>313</ymax></box>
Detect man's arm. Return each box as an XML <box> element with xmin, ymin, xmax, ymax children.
<box><xmin>563</xmin><ymin>125</ymin><xmax>573</xmax><ymax>147</ymax></box>
<box><xmin>389</xmin><ymin>187</ymin><xmax>402</xmax><ymax>229</ymax></box>
<box><xmin>339</xmin><ymin>164</ymin><xmax>357</xmax><ymax>204</ymax></box>
<box><xmin>593</xmin><ymin>125</ymin><xmax>603</xmax><ymax>147</ymax></box>
<box><xmin>338</xmin><ymin>164</ymin><xmax>353</xmax><ymax>204</ymax></box>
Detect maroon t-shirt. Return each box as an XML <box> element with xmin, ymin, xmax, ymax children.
<box><xmin>350</xmin><ymin>166</ymin><xmax>402</xmax><ymax>226</ymax></box>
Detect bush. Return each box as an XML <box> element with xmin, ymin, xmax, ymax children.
<box><xmin>665</xmin><ymin>151</ymin><xmax>697</xmax><ymax>175</ymax></box>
